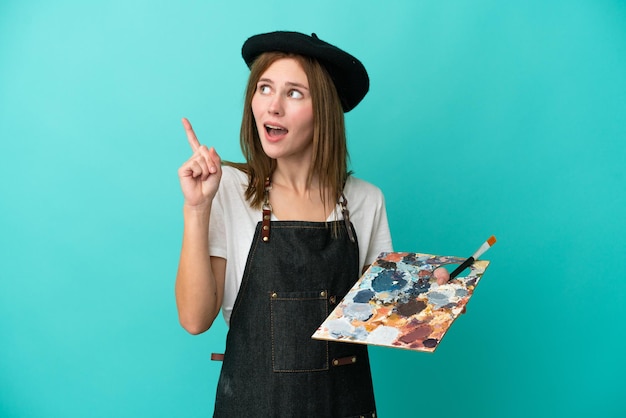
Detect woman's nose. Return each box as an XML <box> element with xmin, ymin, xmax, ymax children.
<box><xmin>268</xmin><ymin>95</ymin><xmax>283</xmax><ymax>115</ymax></box>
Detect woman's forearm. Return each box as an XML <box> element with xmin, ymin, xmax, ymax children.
<box><xmin>175</xmin><ymin>204</ymin><xmax>225</xmax><ymax>335</ymax></box>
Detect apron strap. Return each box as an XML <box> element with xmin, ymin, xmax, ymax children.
<box><xmin>339</xmin><ymin>193</ymin><xmax>356</xmax><ymax>243</ymax></box>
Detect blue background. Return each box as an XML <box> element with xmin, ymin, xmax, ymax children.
<box><xmin>1</xmin><ymin>1</ymin><xmax>625</xmax><ymax>417</ymax></box>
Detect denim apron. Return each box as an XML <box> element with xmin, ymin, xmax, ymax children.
<box><xmin>213</xmin><ymin>203</ymin><xmax>377</xmax><ymax>417</ymax></box>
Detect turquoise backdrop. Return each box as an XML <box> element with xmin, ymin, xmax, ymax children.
<box><xmin>1</xmin><ymin>0</ymin><xmax>625</xmax><ymax>417</ymax></box>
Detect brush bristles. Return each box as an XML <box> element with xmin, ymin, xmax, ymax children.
<box><xmin>472</xmin><ymin>235</ymin><xmax>497</xmax><ymax>259</ymax></box>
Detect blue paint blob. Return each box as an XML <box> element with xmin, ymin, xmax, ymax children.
<box><xmin>408</xmin><ymin>277</ymin><xmax>431</xmax><ymax>296</ymax></box>
<box><xmin>353</xmin><ymin>289</ymin><xmax>375</xmax><ymax>303</ymax></box>
<box><xmin>344</xmin><ymin>303</ymin><xmax>374</xmax><ymax>321</ymax></box>
<box><xmin>371</xmin><ymin>270</ymin><xmax>407</xmax><ymax>292</ymax></box>
<box><xmin>427</xmin><ymin>291</ymin><xmax>448</xmax><ymax>303</ymax></box>
<box><xmin>427</xmin><ymin>290</ymin><xmax>454</xmax><ymax>309</ymax></box>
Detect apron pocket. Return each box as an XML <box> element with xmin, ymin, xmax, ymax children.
<box><xmin>270</xmin><ymin>290</ymin><xmax>329</xmax><ymax>372</ymax></box>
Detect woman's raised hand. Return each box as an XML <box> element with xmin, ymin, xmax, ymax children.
<box><xmin>177</xmin><ymin>118</ymin><xmax>222</xmax><ymax>208</ymax></box>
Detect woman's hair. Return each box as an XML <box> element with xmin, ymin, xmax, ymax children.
<box><xmin>227</xmin><ymin>51</ymin><xmax>349</xmax><ymax>210</ymax></box>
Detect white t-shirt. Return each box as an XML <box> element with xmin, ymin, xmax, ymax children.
<box><xmin>209</xmin><ymin>166</ymin><xmax>393</xmax><ymax>325</ymax></box>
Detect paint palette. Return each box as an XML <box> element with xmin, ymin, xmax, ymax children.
<box><xmin>312</xmin><ymin>252</ymin><xmax>491</xmax><ymax>352</ymax></box>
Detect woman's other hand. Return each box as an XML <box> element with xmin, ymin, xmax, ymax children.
<box><xmin>433</xmin><ymin>266</ymin><xmax>450</xmax><ymax>285</ymax></box>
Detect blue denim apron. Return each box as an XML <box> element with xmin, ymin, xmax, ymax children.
<box><xmin>213</xmin><ymin>216</ymin><xmax>377</xmax><ymax>417</ymax></box>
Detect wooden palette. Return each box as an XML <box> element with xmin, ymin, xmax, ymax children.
<box><xmin>312</xmin><ymin>252</ymin><xmax>491</xmax><ymax>352</ymax></box>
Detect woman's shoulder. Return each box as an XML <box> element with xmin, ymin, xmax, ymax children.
<box><xmin>345</xmin><ymin>175</ymin><xmax>384</xmax><ymax>198</ymax></box>
<box><xmin>344</xmin><ymin>175</ymin><xmax>386</xmax><ymax>208</ymax></box>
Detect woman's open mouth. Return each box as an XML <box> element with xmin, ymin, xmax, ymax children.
<box><xmin>265</xmin><ymin>124</ymin><xmax>288</xmax><ymax>138</ymax></box>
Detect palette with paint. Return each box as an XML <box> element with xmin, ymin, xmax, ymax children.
<box><xmin>312</xmin><ymin>252</ymin><xmax>491</xmax><ymax>352</ymax></box>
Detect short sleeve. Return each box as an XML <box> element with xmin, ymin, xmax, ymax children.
<box><xmin>363</xmin><ymin>192</ymin><xmax>393</xmax><ymax>267</ymax></box>
<box><xmin>342</xmin><ymin>177</ymin><xmax>393</xmax><ymax>271</ymax></box>
<box><xmin>208</xmin><ymin>176</ymin><xmax>228</xmax><ymax>260</ymax></box>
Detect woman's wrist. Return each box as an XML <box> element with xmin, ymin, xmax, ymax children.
<box><xmin>183</xmin><ymin>202</ymin><xmax>212</xmax><ymax>227</ymax></box>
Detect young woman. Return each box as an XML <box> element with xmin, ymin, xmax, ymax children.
<box><xmin>176</xmin><ymin>31</ymin><xmax>408</xmax><ymax>417</ymax></box>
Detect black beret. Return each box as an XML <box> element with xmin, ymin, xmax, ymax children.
<box><xmin>242</xmin><ymin>31</ymin><xmax>369</xmax><ymax>112</ymax></box>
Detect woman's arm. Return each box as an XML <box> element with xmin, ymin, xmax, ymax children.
<box><xmin>175</xmin><ymin>204</ymin><xmax>226</xmax><ymax>334</ymax></box>
<box><xmin>174</xmin><ymin>118</ymin><xmax>224</xmax><ymax>334</ymax></box>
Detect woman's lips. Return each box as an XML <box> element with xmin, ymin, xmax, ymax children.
<box><xmin>264</xmin><ymin>123</ymin><xmax>288</xmax><ymax>141</ymax></box>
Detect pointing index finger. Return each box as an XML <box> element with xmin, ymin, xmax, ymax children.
<box><xmin>182</xmin><ymin>117</ymin><xmax>201</xmax><ymax>152</ymax></box>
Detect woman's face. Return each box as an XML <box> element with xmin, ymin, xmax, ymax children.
<box><xmin>251</xmin><ymin>57</ymin><xmax>314</xmax><ymax>163</ymax></box>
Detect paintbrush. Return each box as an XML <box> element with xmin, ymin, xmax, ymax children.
<box><xmin>448</xmin><ymin>235</ymin><xmax>497</xmax><ymax>280</ymax></box>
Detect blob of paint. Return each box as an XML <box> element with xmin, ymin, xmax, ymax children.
<box><xmin>411</xmin><ymin>278</ymin><xmax>430</xmax><ymax>295</ymax></box>
<box><xmin>377</xmin><ymin>260</ymin><xmax>397</xmax><ymax>270</ymax></box>
<box><xmin>343</xmin><ymin>303</ymin><xmax>374</xmax><ymax>321</ymax></box>
<box><xmin>423</xmin><ymin>338</ymin><xmax>439</xmax><ymax>348</ymax></box>
<box><xmin>325</xmin><ymin>318</ymin><xmax>353</xmax><ymax>338</ymax></box>
<box><xmin>371</xmin><ymin>270</ymin><xmax>407</xmax><ymax>292</ymax></box>
<box><xmin>366</xmin><ymin>326</ymin><xmax>400</xmax><ymax>345</ymax></box>
<box><xmin>398</xmin><ymin>324</ymin><xmax>433</xmax><ymax>344</ymax></box>
<box><xmin>353</xmin><ymin>289</ymin><xmax>375</xmax><ymax>303</ymax></box>
<box><xmin>396</xmin><ymin>299</ymin><xmax>427</xmax><ymax>317</ymax></box>
<box><xmin>427</xmin><ymin>287</ymin><xmax>456</xmax><ymax>309</ymax></box>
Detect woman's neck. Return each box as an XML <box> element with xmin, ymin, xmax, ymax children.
<box><xmin>271</xmin><ymin>161</ymin><xmax>316</xmax><ymax>196</ymax></box>
<box><xmin>269</xmin><ymin>162</ymin><xmax>335</xmax><ymax>221</ymax></box>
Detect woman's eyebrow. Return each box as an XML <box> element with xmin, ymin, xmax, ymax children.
<box><xmin>258</xmin><ymin>78</ymin><xmax>309</xmax><ymax>90</ymax></box>
<box><xmin>285</xmin><ymin>81</ymin><xmax>309</xmax><ymax>90</ymax></box>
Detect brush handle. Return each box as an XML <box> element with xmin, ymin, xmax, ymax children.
<box><xmin>448</xmin><ymin>256</ymin><xmax>475</xmax><ymax>280</ymax></box>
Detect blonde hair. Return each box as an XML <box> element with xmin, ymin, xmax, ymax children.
<box><xmin>226</xmin><ymin>51</ymin><xmax>349</xmax><ymax>209</ymax></box>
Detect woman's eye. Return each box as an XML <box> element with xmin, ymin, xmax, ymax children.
<box><xmin>258</xmin><ymin>85</ymin><xmax>271</xmax><ymax>94</ymax></box>
<box><xmin>289</xmin><ymin>90</ymin><xmax>303</xmax><ymax>99</ymax></box>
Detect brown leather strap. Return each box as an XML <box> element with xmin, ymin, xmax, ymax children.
<box><xmin>262</xmin><ymin>207</ymin><xmax>271</xmax><ymax>242</ymax></box>
<box><xmin>262</xmin><ymin>177</ymin><xmax>271</xmax><ymax>242</ymax></box>
<box><xmin>211</xmin><ymin>353</ymin><xmax>225</xmax><ymax>361</ymax></box>
<box><xmin>332</xmin><ymin>355</ymin><xmax>357</xmax><ymax>367</ymax></box>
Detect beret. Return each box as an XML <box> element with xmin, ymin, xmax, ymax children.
<box><xmin>242</xmin><ymin>31</ymin><xmax>369</xmax><ymax>112</ymax></box>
